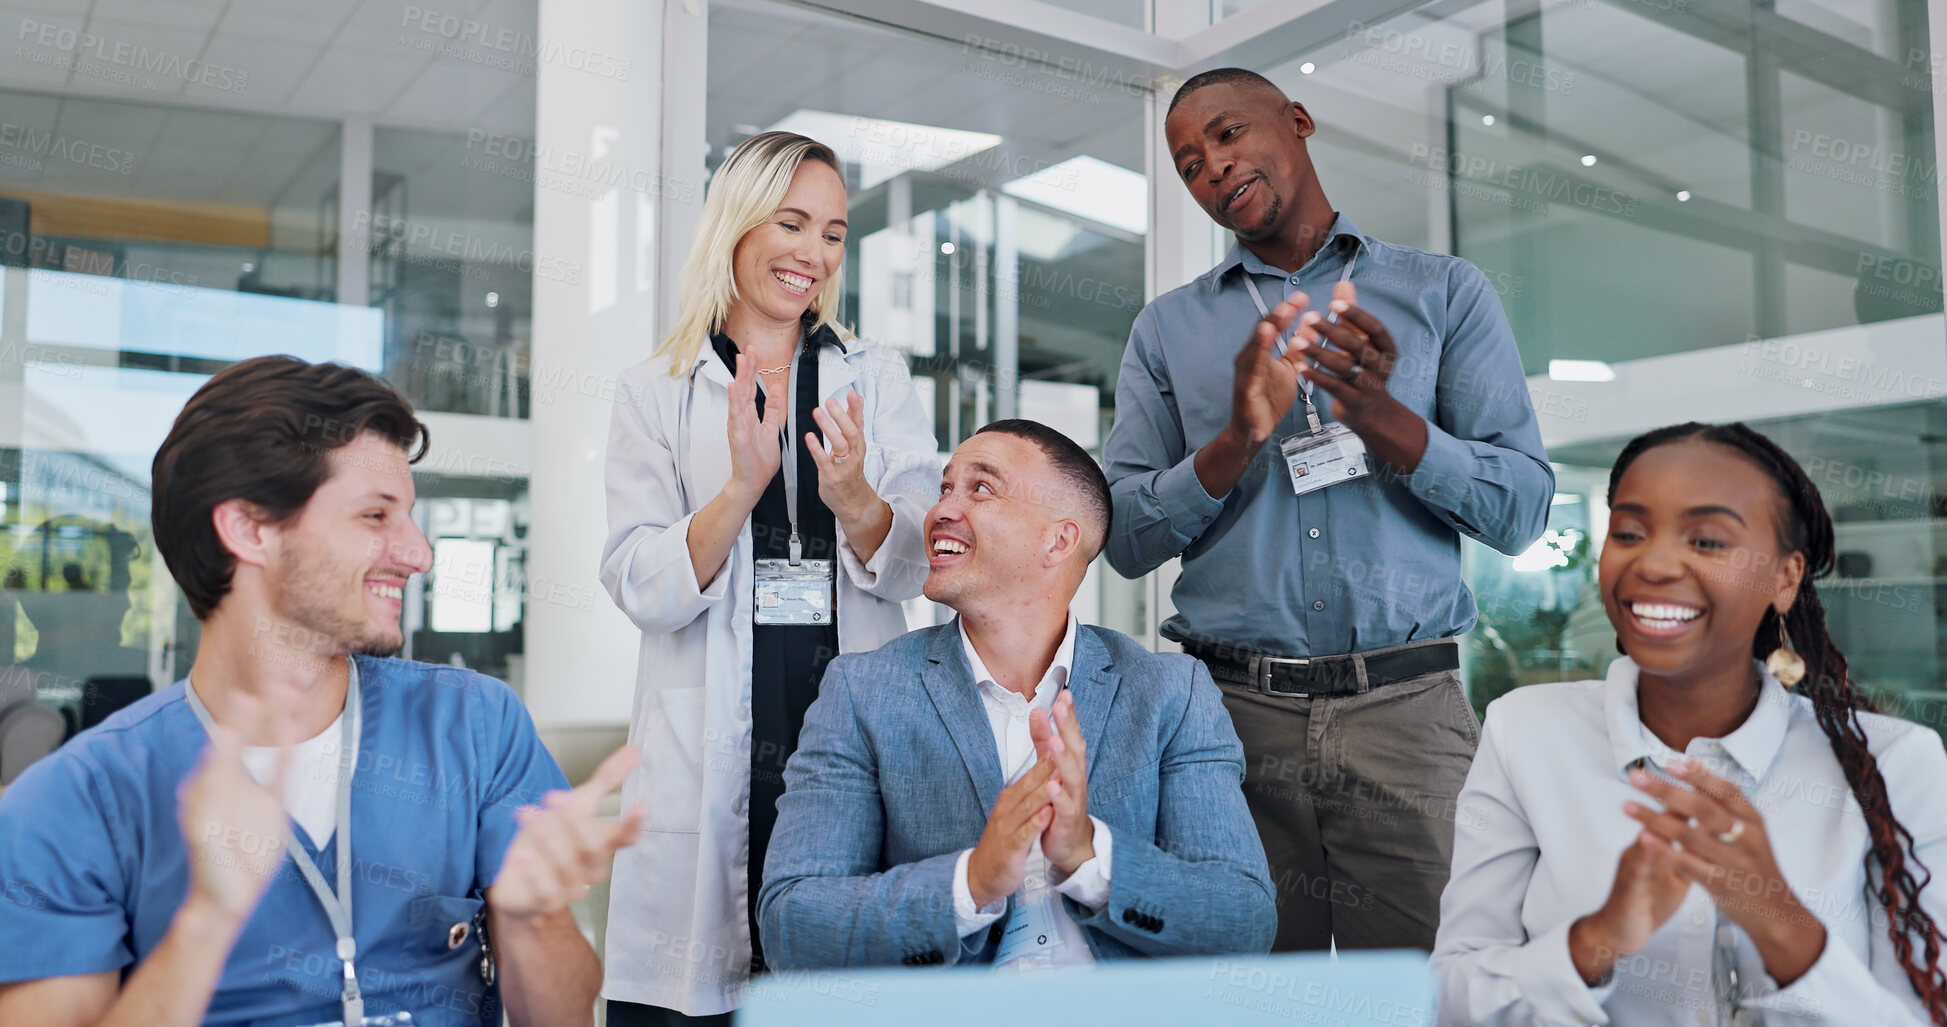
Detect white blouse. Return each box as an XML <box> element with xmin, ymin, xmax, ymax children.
<box><xmin>1433</xmin><ymin>657</ymin><xmax>1947</xmax><ymax>1026</ymax></box>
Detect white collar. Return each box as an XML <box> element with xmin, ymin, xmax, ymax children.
<box><xmin>958</xmin><ymin>613</ymin><xmax>1078</xmax><ymax>706</ymax></box>
<box><xmin>1602</xmin><ymin>655</ymin><xmax>1796</xmax><ymax>784</ymax></box>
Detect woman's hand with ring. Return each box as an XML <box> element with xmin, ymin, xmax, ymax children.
<box><xmin>808</xmin><ymin>391</ymin><xmax>877</xmax><ymax>523</ymax></box>
<box><xmin>1625</xmin><ymin>758</ymin><xmax>1827</xmax><ymax>985</ymax></box>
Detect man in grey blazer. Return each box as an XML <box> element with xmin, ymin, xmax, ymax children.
<box><xmin>758</xmin><ymin>418</ymin><xmax>1275</xmax><ymax>969</ymax></box>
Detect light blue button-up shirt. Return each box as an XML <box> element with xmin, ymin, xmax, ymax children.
<box><xmin>1102</xmin><ymin>212</ymin><xmax>1553</xmax><ymax>658</ymax></box>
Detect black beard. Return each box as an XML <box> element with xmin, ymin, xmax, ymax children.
<box><xmin>1231</xmin><ymin>188</ymin><xmax>1284</xmax><ymax>242</ymax></box>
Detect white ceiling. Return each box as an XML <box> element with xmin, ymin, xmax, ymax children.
<box><xmin>0</xmin><ymin>0</ymin><xmax>534</xmax><ymax>130</ymax></box>
<box><xmin>0</xmin><ymin>0</ymin><xmax>537</xmax><ymax>206</ymax></box>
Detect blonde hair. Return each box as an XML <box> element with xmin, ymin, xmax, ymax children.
<box><xmin>657</xmin><ymin>131</ymin><xmax>854</xmax><ymax>373</ymax></box>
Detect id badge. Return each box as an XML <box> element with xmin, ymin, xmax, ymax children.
<box><xmin>1279</xmin><ymin>422</ymin><xmax>1371</xmax><ymax>497</ymax></box>
<box><xmin>993</xmin><ymin>891</ymin><xmax>1068</xmax><ymax>970</ymax></box>
<box><xmin>753</xmin><ymin>559</ymin><xmax>834</xmax><ymax>625</ymax></box>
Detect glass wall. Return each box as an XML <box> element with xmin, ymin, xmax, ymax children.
<box><xmin>705</xmin><ymin>0</ymin><xmax>1150</xmax><ymax>630</ymax></box>
<box><xmin>0</xmin><ymin>1</ymin><xmax>542</xmax><ymax>781</ymax></box>
<box><xmin>2</xmin><ymin>0</ymin><xmax>1944</xmax><ymax>775</ymax></box>
<box><xmin>1254</xmin><ymin>0</ymin><xmax>1945</xmax><ymax>727</ymax></box>
<box><xmin>0</xmin><ymin>89</ymin><xmax>340</xmax><ymax>298</ymax></box>
<box><xmin>371</xmin><ymin>126</ymin><xmax>537</xmax><ymax>418</ymax></box>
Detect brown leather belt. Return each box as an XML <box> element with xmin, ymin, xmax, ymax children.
<box><xmin>1183</xmin><ymin>638</ymin><xmax>1459</xmax><ymax>698</ymax></box>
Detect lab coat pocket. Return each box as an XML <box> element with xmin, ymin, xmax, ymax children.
<box><xmin>644</xmin><ymin>685</ymin><xmax>710</xmax><ymax>833</ymax></box>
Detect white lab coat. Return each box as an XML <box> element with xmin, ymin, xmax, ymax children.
<box><xmin>597</xmin><ymin>334</ymin><xmax>939</xmax><ymax>1014</ymax></box>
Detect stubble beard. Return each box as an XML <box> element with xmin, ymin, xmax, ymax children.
<box><xmin>274</xmin><ymin>545</ymin><xmax>402</xmax><ymax>659</ymax></box>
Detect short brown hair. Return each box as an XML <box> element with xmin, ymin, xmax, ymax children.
<box><xmin>151</xmin><ymin>356</ymin><xmax>429</xmax><ymax>619</ymax></box>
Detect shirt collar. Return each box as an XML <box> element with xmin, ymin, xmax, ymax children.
<box><xmin>959</xmin><ymin>613</ymin><xmax>1078</xmax><ymax>707</ymax></box>
<box><xmin>1213</xmin><ymin>210</ymin><xmax>1366</xmax><ymax>280</ymax></box>
<box><xmin>1602</xmin><ymin>655</ymin><xmax>1795</xmax><ymax>784</ymax></box>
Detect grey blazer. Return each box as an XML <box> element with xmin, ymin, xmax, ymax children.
<box><xmin>756</xmin><ymin>620</ymin><xmax>1276</xmax><ymax>968</ymax></box>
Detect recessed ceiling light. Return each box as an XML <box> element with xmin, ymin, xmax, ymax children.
<box><xmin>940</xmin><ymin>242</ymin><xmax>955</xmax><ymax>255</ymax></box>
<box><xmin>1300</xmin><ymin>62</ymin><xmax>1316</xmax><ymax>75</ymax></box>
<box><xmin>1481</xmin><ymin>115</ymin><xmax>1495</xmax><ymax>126</ymax></box>
<box><xmin>485</xmin><ymin>291</ymin><xmax>500</xmax><ymax>308</ymax></box>
<box><xmin>1675</xmin><ymin>190</ymin><xmax>1692</xmax><ymax>202</ymax></box>
<box><xmin>1581</xmin><ymin>154</ymin><xmax>1598</xmax><ymax>166</ymax></box>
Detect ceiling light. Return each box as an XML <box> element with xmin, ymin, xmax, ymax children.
<box><xmin>940</xmin><ymin>242</ymin><xmax>955</xmax><ymax>255</ymax></box>
<box><xmin>1580</xmin><ymin>154</ymin><xmax>1598</xmax><ymax>167</ymax></box>
<box><xmin>485</xmin><ymin>291</ymin><xmax>500</xmax><ymax>308</ymax></box>
<box><xmin>1481</xmin><ymin>115</ymin><xmax>1495</xmax><ymax>126</ymax></box>
<box><xmin>1676</xmin><ymin>189</ymin><xmax>1691</xmax><ymax>202</ymax></box>
<box><xmin>765</xmin><ymin>110</ymin><xmax>1000</xmax><ymax>191</ymax></box>
<box><xmin>1300</xmin><ymin>62</ymin><xmax>1316</xmax><ymax>75</ymax></box>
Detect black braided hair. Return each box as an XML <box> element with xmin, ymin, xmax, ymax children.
<box><xmin>1609</xmin><ymin>421</ymin><xmax>1947</xmax><ymax>1022</ymax></box>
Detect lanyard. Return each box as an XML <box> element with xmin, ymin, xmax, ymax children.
<box><xmin>770</xmin><ymin>340</ymin><xmax>810</xmax><ymax>566</ymax></box>
<box><xmin>186</xmin><ymin>663</ymin><xmax>364</xmax><ymax>1027</ymax></box>
<box><xmin>1245</xmin><ymin>252</ymin><xmax>1358</xmax><ymax>436</ymax></box>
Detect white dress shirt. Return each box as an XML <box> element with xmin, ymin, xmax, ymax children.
<box><xmin>949</xmin><ymin>614</ymin><xmax>1113</xmax><ymax>967</ymax></box>
<box><xmin>1434</xmin><ymin>656</ymin><xmax>1947</xmax><ymax>1026</ymax></box>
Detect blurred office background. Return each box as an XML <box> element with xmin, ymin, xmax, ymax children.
<box><xmin>0</xmin><ymin>0</ymin><xmax>1941</xmax><ymax>913</ymax></box>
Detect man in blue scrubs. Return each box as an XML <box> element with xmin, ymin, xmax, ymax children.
<box><xmin>0</xmin><ymin>356</ymin><xmax>643</xmax><ymax>1026</ymax></box>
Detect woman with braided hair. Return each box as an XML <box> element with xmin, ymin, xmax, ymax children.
<box><xmin>1433</xmin><ymin>421</ymin><xmax>1947</xmax><ymax>1025</ymax></box>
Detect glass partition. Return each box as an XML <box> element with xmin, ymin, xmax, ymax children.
<box><xmin>0</xmin><ymin>89</ymin><xmax>339</xmax><ymax>303</ymax></box>
<box><xmin>1255</xmin><ymin>0</ymin><xmax>1945</xmax><ymax>732</ymax></box>
<box><xmin>0</xmin><ymin>1</ymin><xmax>544</xmax><ymax>778</ymax></box>
<box><xmin>707</xmin><ymin>0</ymin><xmax>1149</xmax><ymax>632</ymax></box>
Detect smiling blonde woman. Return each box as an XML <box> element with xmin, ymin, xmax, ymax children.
<box><xmin>597</xmin><ymin>131</ymin><xmax>940</xmax><ymax>1024</ymax></box>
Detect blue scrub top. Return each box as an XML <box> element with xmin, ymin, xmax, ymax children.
<box><xmin>0</xmin><ymin>655</ymin><xmax>570</xmax><ymax>1026</ymax></box>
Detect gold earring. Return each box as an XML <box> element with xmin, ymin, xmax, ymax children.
<box><xmin>1766</xmin><ymin>615</ymin><xmax>1806</xmax><ymax>688</ymax></box>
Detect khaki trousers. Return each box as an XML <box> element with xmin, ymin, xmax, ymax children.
<box><xmin>1212</xmin><ymin>664</ymin><xmax>1480</xmax><ymax>952</ymax></box>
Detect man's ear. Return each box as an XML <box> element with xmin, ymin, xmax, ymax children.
<box><xmin>212</xmin><ymin>498</ymin><xmax>276</xmax><ymax>571</ymax></box>
<box><xmin>1044</xmin><ymin>519</ymin><xmax>1083</xmax><ymax>569</ymax></box>
<box><xmin>1287</xmin><ymin>100</ymin><xmax>1316</xmax><ymax>139</ymax></box>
